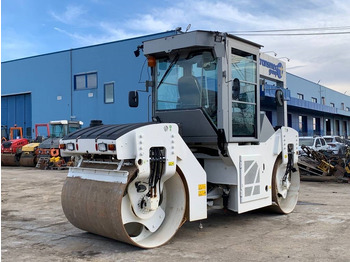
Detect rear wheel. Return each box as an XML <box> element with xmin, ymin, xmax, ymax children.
<box><xmin>272</xmin><ymin>157</ymin><xmax>300</xmax><ymax>214</ymax></box>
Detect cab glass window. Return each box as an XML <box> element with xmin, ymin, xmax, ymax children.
<box><xmin>155</xmin><ymin>51</ymin><xmax>218</xmax><ymax>125</ymax></box>
<box><xmin>231</xmin><ymin>48</ymin><xmax>257</xmax><ymax>137</ymax></box>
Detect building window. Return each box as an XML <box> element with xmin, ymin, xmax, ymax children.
<box><xmin>104</xmin><ymin>82</ymin><xmax>114</xmax><ymax>103</ymax></box>
<box><xmin>322</xmin><ymin>97</ymin><xmax>326</xmax><ymax>105</ymax></box>
<box><xmin>288</xmin><ymin>114</ymin><xmax>292</xmax><ymax>128</ymax></box>
<box><xmin>343</xmin><ymin>121</ymin><xmax>348</xmax><ymax>137</ymax></box>
<box><xmin>313</xmin><ymin>118</ymin><xmax>316</xmax><ymax>131</ymax></box>
<box><xmin>313</xmin><ymin>117</ymin><xmax>321</xmax><ymax>135</ymax></box>
<box><xmin>297</xmin><ymin>93</ymin><xmax>304</xmax><ymax>100</ymax></box>
<box><xmin>346</xmin><ymin>107</ymin><xmax>350</xmax><ymax>111</ymax></box>
<box><xmin>311</xmin><ymin>97</ymin><xmax>317</xmax><ymax>103</ymax></box>
<box><xmin>265</xmin><ymin>111</ymin><xmax>273</xmax><ymax>124</ymax></box>
<box><xmin>299</xmin><ymin>115</ymin><xmax>307</xmax><ymax>136</ymax></box>
<box><xmin>335</xmin><ymin>120</ymin><xmax>340</xmax><ymax>135</ymax></box>
<box><xmin>325</xmin><ymin>118</ymin><xmax>331</xmax><ymax>135</ymax></box>
<box><xmin>74</xmin><ymin>72</ymin><xmax>97</xmax><ymax>90</ymax></box>
<box><xmin>341</xmin><ymin>103</ymin><xmax>345</xmax><ymax>110</ymax></box>
<box><xmin>330</xmin><ymin>103</ymin><xmax>335</xmax><ymax>107</ymax></box>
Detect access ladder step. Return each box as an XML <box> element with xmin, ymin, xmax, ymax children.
<box><xmin>36</xmin><ymin>157</ymin><xmax>50</xmax><ymax>169</ymax></box>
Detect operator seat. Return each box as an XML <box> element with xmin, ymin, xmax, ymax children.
<box><xmin>178</xmin><ymin>76</ymin><xmax>201</xmax><ymax>108</ymax></box>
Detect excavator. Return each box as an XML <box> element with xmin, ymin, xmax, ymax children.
<box><xmin>60</xmin><ymin>30</ymin><xmax>300</xmax><ymax>248</ymax></box>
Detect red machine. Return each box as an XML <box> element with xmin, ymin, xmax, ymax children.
<box><xmin>1</xmin><ymin>126</ymin><xmax>28</xmax><ymax>166</ymax></box>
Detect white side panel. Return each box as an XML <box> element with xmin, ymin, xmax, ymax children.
<box><xmin>280</xmin><ymin>127</ymin><xmax>299</xmax><ymax>164</ymax></box>
<box><xmin>239</xmin><ymin>154</ymin><xmax>269</xmax><ymax>203</ymax></box>
<box><xmin>205</xmin><ymin>159</ymin><xmax>237</xmax><ymax>185</ymax></box>
<box><xmin>227</xmin><ymin>136</ymin><xmax>278</xmax><ymax>213</ymax></box>
<box><xmin>116</xmin><ymin>124</ymin><xmax>178</xmax><ymax>180</ymax></box>
<box><xmin>227</xmin><ymin>127</ymin><xmax>299</xmax><ymax>214</ymax></box>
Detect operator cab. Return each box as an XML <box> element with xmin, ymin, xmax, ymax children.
<box><xmin>132</xmin><ymin>31</ymin><xmax>263</xmax><ymax>147</ymax></box>
<box><xmin>49</xmin><ymin>120</ymin><xmax>83</xmax><ymax>138</ymax></box>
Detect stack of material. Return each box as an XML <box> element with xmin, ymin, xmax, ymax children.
<box><xmin>298</xmin><ymin>145</ymin><xmax>349</xmax><ymax>183</ymax></box>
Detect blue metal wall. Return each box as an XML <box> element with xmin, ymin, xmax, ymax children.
<box><xmin>69</xmin><ymin>33</ymin><xmax>169</xmax><ymax>124</ymax></box>
<box><xmin>287</xmin><ymin>73</ymin><xmax>350</xmax><ymax>137</ymax></box>
<box><xmin>2</xmin><ymin>51</ymin><xmax>72</xmax><ymax>138</ymax></box>
<box><xmin>1</xmin><ymin>93</ymin><xmax>32</xmax><ymax>138</ymax></box>
<box><xmin>1</xmin><ymin>31</ymin><xmax>176</xmax><ymax>138</ymax></box>
<box><xmin>260</xmin><ymin>74</ymin><xmax>350</xmax><ymax>137</ymax></box>
<box><xmin>287</xmin><ymin>73</ymin><xmax>350</xmax><ymax>110</ymax></box>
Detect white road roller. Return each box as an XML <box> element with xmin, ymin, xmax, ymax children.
<box><xmin>60</xmin><ymin>30</ymin><xmax>300</xmax><ymax>248</ymax></box>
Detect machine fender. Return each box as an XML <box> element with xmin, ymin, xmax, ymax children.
<box><xmin>117</xmin><ymin>123</ymin><xmax>207</xmax><ymax>222</ymax></box>
<box><xmin>175</xmin><ymin>133</ymin><xmax>207</xmax><ymax>221</ymax></box>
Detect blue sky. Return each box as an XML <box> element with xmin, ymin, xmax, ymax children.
<box><xmin>2</xmin><ymin>0</ymin><xmax>350</xmax><ymax>93</ymax></box>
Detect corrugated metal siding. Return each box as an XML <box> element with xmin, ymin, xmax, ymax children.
<box><xmin>1</xmin><ymin>93</ymin><xmax>32</xmax><ymax>138</ymax></box>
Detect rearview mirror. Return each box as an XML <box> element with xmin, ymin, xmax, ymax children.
<box><xmin>275</xmin><ymin>89</ymin><xmax>284</xmax><ymax>107</ymax></box>
<box><xmin>129</xmin><ymin>91</ymin><xmax>139</xmax><ymax>107</ymax></box>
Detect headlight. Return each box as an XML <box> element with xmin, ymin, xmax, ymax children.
<box><xmin>67</xmin><ymin>143</ymin><xmax>75</xmax><ymax>151</ymax></box>
<box><xmin>98</xmin><ymin>143</ymin><xmax>107</xmax><ymax>152</ymax></box>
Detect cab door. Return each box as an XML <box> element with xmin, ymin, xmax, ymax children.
<box><xmin>227</xmin><ymin>37</ymin><xmax>260</xmax><ymax>143</ymax></box>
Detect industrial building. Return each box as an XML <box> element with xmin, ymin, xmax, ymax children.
<box><xmin>2</xmin><ymin>30</ymin><xmax>350</xmax><ymax>139</ymax></box>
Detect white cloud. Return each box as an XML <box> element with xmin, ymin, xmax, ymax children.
<box><xmin>45</xmin><ymin>1</ymin><xmax>350</xmax><ymax>93</ymax></box>
<box><xmin>1</xmin><ymin>30</ymin><xmax>39</xmax><ymax>61</ymax></box>
<box><xmin>98</xmin><ymin>22</ymin><xmax>139</xmax><ymax>40</ymax></box>
<box><xmin>54</xmin><ymin>27</ymin><xmax>105</xmax><ymax>46</ymax></box>
<box><xmin>50</xmin><ymin>5</ymin><xmax>87</xmax><ymax>25</ymax></box>
<box><xmin>126</xmin><ymin>14</ymin><xmax>174</xmax><ymax>33</ymax></box>
<box><xmin>53</xmin><ymin>25</ymin><xmax>141</xmax><ymax>47</ymax></box>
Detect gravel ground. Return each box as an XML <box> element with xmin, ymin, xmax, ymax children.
<box><xmin>2</xmin><ymin>166</ymin><xmax>350</xmax><ymax>262</ymax></box>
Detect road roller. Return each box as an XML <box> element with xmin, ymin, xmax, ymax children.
<box><xmin>36</xmin><ymin>120</ymin><xmax>82</xmax><ymax>169</ymax></box>
<box><xmin>60</xmin><ymin>30</ymin><xmax>300</xmax><ymax>248</ymax></box>
<box><xmin>19</xmin><ymin>142</ymin><xmax>41</xmax><ymax>166</ymax></box>
<box><xmin>1</xmin><ymin>125</ymin><xmax>29</xmax><ymax>166</ymax></box>
<box><xmin>19</xmin><ymin>123</ymin><xmax>50</xmax><ymax>167</ymax></box>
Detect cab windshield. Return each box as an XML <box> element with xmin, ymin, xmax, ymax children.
<box><xmin>68</xmin><ymin>124</ymin><xmax>80</xmax><ymax>133</ymax></box>
<box><xmin>155</xmin><ymin>51</ymin><xmax>218</xmax><ymax>125</ymax></box>
<box><xmin>50</xmin><ymin>124</ymin><xmax>67</xmax><ymax>138</ymax></box>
